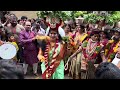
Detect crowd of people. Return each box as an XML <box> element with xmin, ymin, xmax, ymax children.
<box><xmin>1</xmin><ymin>12</ymin><xmax>120</xmax><ymax>79</ymax></box>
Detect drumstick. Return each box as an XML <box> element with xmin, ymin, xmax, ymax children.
<box><xmin>64</xmin><ymin>62</ymin><xmax>69</xmax><ymax>70</ymax></box>
<box><xmin>64</xmin><ymin>58</ymin><xmax>71</xmax><ymax>70</ymax></box>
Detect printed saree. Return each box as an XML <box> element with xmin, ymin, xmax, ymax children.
<box><xmin>41</xmin><ymin>43</ymin><xmax>64</xmax><ymax>79</ymax></box>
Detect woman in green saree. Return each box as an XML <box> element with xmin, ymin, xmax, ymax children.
<box><xmin>36</xmin><ymin>18</ymin><xmax>66</xmax><ymax>79</ymax></box>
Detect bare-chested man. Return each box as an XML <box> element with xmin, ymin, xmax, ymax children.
<box><xmin>5</xmin><ymin>15</ymin><xmax>25</xmax><ymax>63</ymax></box>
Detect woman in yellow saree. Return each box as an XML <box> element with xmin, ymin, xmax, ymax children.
<box><xmin>68</xmin><ymin>24</ymin><xmax>88</xmax><ymax>79</ymax></box>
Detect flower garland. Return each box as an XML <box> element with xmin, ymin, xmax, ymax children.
<box><xmin>62</xmin><ymin>36</ymin><xmax>76</xmax><ymax>56</ymax></box>
<box><xmin>82</xmin><ymin>38</ymin><xmax>101</xmax><ymax>61</ymax></box>
<box><xmin>105</xmin><ymin>40</ymin><xmax>120</xmax><ymax>62</ymax></box>
<box><xmin>42</xmin><ymin>39</ymin><xmax>59</xmax><ymax>79</ymax></box>
<box><xmin>44</xmin><ymin>40</ymin><xmax>59</xmax><ymax>68</ymax></box>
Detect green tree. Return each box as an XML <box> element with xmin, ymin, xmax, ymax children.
<box><xmin>36</xmin><ymin>11</ymin><xmax>120</xmax><ymax>26</ymax></box>
<box><xmin>36</xmin><ymin>11</ymin><xmax>71</xmax><ymax>21</ymax></box>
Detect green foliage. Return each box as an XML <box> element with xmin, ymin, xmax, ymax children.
<box><xmin>74</xmin><ymin>11</ymin><xmax>84</xmax><ymax>18</ymax></box>
<box><xmin>83</xmin><ymin>11</ymin><xmax>120</xmax><ymax>25</ymax></box>
<box><xmin>95</xmin><ymin>46</ymin><xmax>101</xmax><ymax>52</ymax></box>
<box><xmin>37</xmin><ymin>11</ymin><xmax>71</xmax><ymax>21</ymax></box>
<box><xmin>105</xmin><ymin>11</ymin><xmax>120</xmax><ymax>25</ymax></box>
<box><xmin>70</xmin><ymin>11</ymin><xmax>87</xmax><ymax>19</ymax></box>
<box><xmin>37</xmin><ymin>11</ymin><xmax>87</xmax><ymax>21</ymax></box>
<box><xmin>83</xmin><ymin>13</ymin><xmax>101</xmax><ymax>24</ymax></box>
<box><xmin>110</xmin><ymin>53</ymin><xmax>115</xmax><ymax>59</ymax></box>
<box><xmin>62</xmin><ymin>36</ymin><xmax>69</xmax><ymax>43</ymax></box>
<box><xmin>36</xmin><ymin>11</ymin><xmax>120</xmax><ymax>26</ymax></box>
<box><xmin>82</xmin><ymin>41</ymin><xmax>88</xmax><ymax>47</ymax></box>
<box><xmin>36</xmin><ymin>11</ymin><xmax>52</xmax><ymax>18</ymax></box>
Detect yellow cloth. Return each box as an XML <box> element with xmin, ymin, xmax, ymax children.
<box><xmin>11</xmin><ymin>42</ymin><xmax>19</xmax><ymax>51</ymax></box>
<box><xmin>105</xmin><ymin>40</ymin><xmax>120</xmax><ymax>62</ymax></box>
<box><xmin>105</xmin><ymin>40</ymin><xmax>120</xmax><ymax>54</ymax></box>
<box><xmin>74</xmin><ymin>33</ymin><xmax>88</xmax><ymax>51</ymax></box>
<box><xmin>74</xmin><ymin>33</ymin><xmax>88</xmax><ymax>45</ymax></box>
<box><xmin>113</xmin><ymin>41</ymin><xmax>120</xmax><ymax>53</ymax></box>
<box><xmin>8</xmin><ymin>42</ymin><xmax>19</xmax><ymax>62</ymax></box>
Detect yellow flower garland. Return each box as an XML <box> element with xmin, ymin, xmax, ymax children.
<box><xmin>113</xmin><ymin>41</ymin><xmax>120</xmax><ymax>53</ymax></box>
<box><xmin>106</xmin><ymin>40</ymin><xmax>120</xmax><ymax>62</ymax></box>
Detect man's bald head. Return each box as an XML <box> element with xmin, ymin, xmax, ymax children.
<box><xmin>25</xmin><ymin>21</ymin><xmax>31</xmax><ymax>26</ymax></box>
<box><xmin>25</xmin><ymin>21</ymin><xmax>31</xmax><ymax>31</ymax></box>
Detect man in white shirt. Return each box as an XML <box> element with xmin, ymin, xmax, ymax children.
<box><xmin>37</xmin><ymin>26</ymin><xmax>45</xmax><ymax>35</ymax></box>
<box><xmin>31</xmin><ymin>23</ymin><xmax>45</xmax><ymax>36</ymax></box>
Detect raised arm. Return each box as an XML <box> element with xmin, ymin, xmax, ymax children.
<box><xmin>37</xmin><ymin>47</ymin><xmax>46</xmax><ymax>62</ymax></box>
<box><xmin>71</xmin><ymin>46</ymin><xmax>82</xmax><ymax>58</ymax></box>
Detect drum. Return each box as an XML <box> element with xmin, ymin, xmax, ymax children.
<box><xmin>0</xmin><ymin>43</ymin><xmax>17</xmax><ymax>60</ymax></box>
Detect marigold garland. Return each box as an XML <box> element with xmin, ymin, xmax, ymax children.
<box><xmin>105</xmin><ymin>40</ymin><xmax>120</xmax><ymax>62</ymax></box>
<box><xmin>82</xmin><ymin>39</ymin><xmax>101</xmax><ymax>61</ymax></box>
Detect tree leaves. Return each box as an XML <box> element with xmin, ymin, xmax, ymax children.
<box><xmin>36</xmin><ymin>11</ymin><xmax>120</xmax><ymax>26</ymax></box>
<box><xmin>37</xmin><ymin>11</ymin><xmax>71</xmax><ymax>21</ymax></box>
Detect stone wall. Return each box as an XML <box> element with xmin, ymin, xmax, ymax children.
<box><xmin>11</xmin><ymin>11</ymin><xmax>38</xmax><ymax>19</ymax></box>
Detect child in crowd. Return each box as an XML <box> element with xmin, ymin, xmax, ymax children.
<box><xmin>7</xmin><ymin>34</ymin><xmax>19</xmax><ymax>63</ymax></box>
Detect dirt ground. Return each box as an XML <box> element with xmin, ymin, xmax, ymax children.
<box><xmin>11</xmin><ymin>11</ymin><xmax>38</xmax><ymax>19</ymax></box>
<box><xmin>25</xmin><ymin>74</ymin><xmax>72</xmax><ymax>79</ymax></box>
<box><xmin>24</xmin><ymin>65</ymin><xmax>72</xmax><ymax>79</ymax></box>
